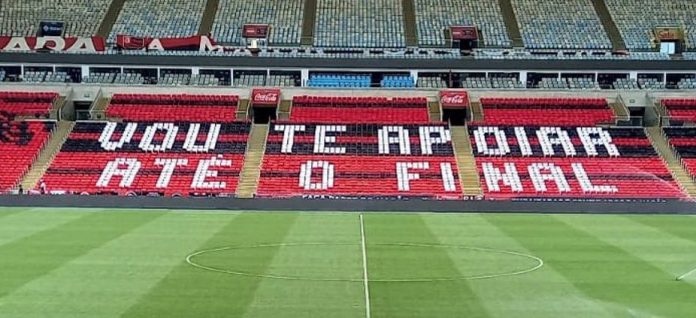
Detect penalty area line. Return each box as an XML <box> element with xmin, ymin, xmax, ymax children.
<box><xmin>359</xmin><ymin>214</ymin><xmax>371</xmax><ymax>318</ymax></box>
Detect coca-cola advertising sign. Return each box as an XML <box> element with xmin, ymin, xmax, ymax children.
<box><xmin>251</xmin><ymin>89</ymin><xmax>281</xmax><ymax>107</ymax></box>
<box><xmin>440</xmin><ymin>91</ymin><xmax>469</xmax><ymax>108</ymax></box>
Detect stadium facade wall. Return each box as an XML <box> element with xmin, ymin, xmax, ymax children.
<box><xmin>2</xmin><ymin>53</ymin><xmax>696</xmax><ymax>72</ymax></box>
<box><xmin>0</xmin><ymin>195</ymin><xmax>694</xmax><ymax>214</ymax></box>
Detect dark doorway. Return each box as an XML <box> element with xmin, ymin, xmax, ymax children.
<box><xmin>443</xmin><ymin>108</ymin><xmax>467</xmax><ymax>126</ymax></box>
<box><xmin>252</xmin><ymin>107</ymin><xmax>276</xmax><ymax>124</ymax></box>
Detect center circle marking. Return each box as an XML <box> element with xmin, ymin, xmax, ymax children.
<box><xmin>186</xmin><ymin>242</ymin><xmax>543</xmax><ymax>282</ymax></box>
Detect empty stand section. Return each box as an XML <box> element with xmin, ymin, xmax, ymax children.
<box><xmin>415</xmin><ymin>0</ymin><xmax>511</xmax><ymax>48</ymax></box>
<box><xmin>0</xmin><ymin>92</ymin><xmax>57</xmax><ymax>119</ymax></box>
<box><xmin>314</xmin><ymin>0</ymin><xmax>406</xmax><ymax>47</ymax></box>
<box><xmin>469</xmin><ymin>125</ymin><xmax>686</xmax><ymax>200</ymax></box>
<box><xmin>108</xmin><ymin>0</ymin><xmax>206</xmax><ymax>42</ymax></box>
<box><xmin>20</xmin><ymin>121</ymin><xmax>75</xmax><ymax>191</ymax></box>
<box><xmin>212</xmin><ymin>0</ymin><xmax>305</xmax><ymax>45</ymax></box>
<box><xmin>42</xmin><ymin>121</ymin><xmax>251</xmax><ymax>196</ymax></box>
<box><xmin>649</xmin><ymin>126</ymin><xmax>696</xmax><ymax>197</ymax></box>
<box><xmin>661</xmin><ymin>98</ymin><xmax>696</xmax><ymax>125</ymax></box>
<box><xmin>663</xmin><ymin>127</ymin><xmax>696</xmax><ymax>179</ymax></box>
<box><xmin>258</xmin><ymin>94</ymin><xmax>459</xmax><ymax>198</ymax></box>
<box><xmin>475</xmin><ymin>97</ymin><xmax>615</xmax><ymax>126</ymax></box>
<box><xmin>290</xmin><ymin>95</ymin><xmax>430</xmax><ymax>124</ymax></box>
<box><xmin>512</xmin><ymin>0</ymin><xmax>611</xmax><ymax>49</ymax></box>
<box><xmin>0</xmin><ymin>0</ymin><xmax>111</xmax><ymax>37</ymax></box>
<box><xmin>605</xmin><ymin>0</ymin><xmax>696</xmax><ymax>50</ymax></box>
<box><xmin>258</xmin><ymin>123</ymin><xmax>461</xmax><ymax>198</ymax></box>
<box><xmin>106</xmin><ymin>93</ymin><xmax>238</xmax><ymax>122</ymax></box>
<box><xmin>0</xmin><ymin>120</ymin><xmax>56</xmax><ymax>192</ymax></box>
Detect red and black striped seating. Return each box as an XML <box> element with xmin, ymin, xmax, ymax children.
<box><xmin>470</xmin><ymin>125</ymin><xmax>686</xmax><ymax>200</ymax></box>
<box><xmin>106</xmin><ymin>93</ymin><xmax>239</xmax><ymax>122</ymax></box>
<box><xmin>664</xmin><ymin>127</ymin><xmax>696</xmax><ymax>181</ymax></box>
<box><xmin>0</xmin><ymin>120</ymin><xmax>55</xmax><ymax>192</ymax></box>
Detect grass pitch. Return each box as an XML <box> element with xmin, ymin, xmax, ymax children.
<box><xmin>0</xmin><ymin>208</ymin><xmax>695</xmax><ymax>317</ymax></box>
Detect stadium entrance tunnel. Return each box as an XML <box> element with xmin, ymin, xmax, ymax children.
<box><xmin>186</xmin><ymin>243</ymin><xmax>543</xmax><ymax>282</ymax></box>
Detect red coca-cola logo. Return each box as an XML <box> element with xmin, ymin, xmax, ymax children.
<box><xmin>440</xmin><ymin>91</ymin><xmax>468</xmax><ymax>107</ymax></box>
<box><xmin>252</xmin><ymin>89</ymin><xmax>280</xmax><ymax>105</ymax></box>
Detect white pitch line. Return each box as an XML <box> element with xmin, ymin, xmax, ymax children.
<box><xmin>677</xmin><ymin>267</ymin><xmax>696</xmax><ymax>281</ymax></box>
<box><xmin>359</xmin><ymin>214</ymin><xmax>371</xmax><ymax>318</ymax></box>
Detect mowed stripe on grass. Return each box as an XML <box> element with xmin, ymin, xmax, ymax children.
<box><xmin>121</xmin><ymin>213</ymin><xmax>299</xmax><ymax>318</ymax></box>
<box><xmin>0</xmin><ymin>211</ymin><xmax>163</xmax><ymax>300</ymax></box>
<box><xmin>365</xmin><ymin>214</ymin><xmax>490</xmax><ymax>318</ymax></box>
<box><xmin>422</xmin><ymin>214</ymin><xmax>615</xmax><ymax>318</ymax></box>
<box><xmin>0</xmin><ymin>211</ymin><xmax>237</xmax><ymax>318</ymax></box>
<box><xmin>486</xmin><ymin>214</ymin><xmax>696</xmax><ymax>318</ymax></box>
<box><xmin>240</xmin><ymin>213</ymin><xmax>365</xmax><ymax>318</ymax></box>
<box><xmin>561</xmin><ymin>215</ymin><xmax>696</xmax><ymax>285</ymax></box>
<box><xmin>0</xmin><ymin>209</ymin><xmax>88</xmax><ymax>247</ymax></box>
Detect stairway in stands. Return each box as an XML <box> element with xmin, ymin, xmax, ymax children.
<box><xmin>401</xmin><ymin>0</ymin><xmax>418</xmax><ymax>47</ymax></box>
<box><xmin>20</xmin><ymin>121</ymin><xmax>75</xmax><ymax>191</ymax></box>
<box><xmin>198</xmin><ymin>0</ymin><xmax>220</xmax><ymax>35</ymax></box>
<box><xmin>646</xmin><ymin>126</ymin><xmax>696</xmax><ymax>198</ymax></box>
<box><xmin>589</xmin><ymin>0</ymin><xmax>626</xmax><ymax>51</ymax></box>
<box><xmin>236</xmin><ymin>99</ymin><xmax>250</xmax><ymax>120</ymax></box>
<box><xmin>609</xmin><ymin>99</ymin><xmax>630</xmax><ymax>123</ymax></box>
<box><xmin>498</xmin><ymin>0</ymin><xmax>524</xmax><ymax>48</ymax></box>
<box><xmin>451</xmin><ymin>126</ymin><xmax>483</xmax><ymax>197</ymax></box>
<box><xmin>236</xmin><ymin>124</ymin><xmax>270</xmax><ymax>198</ymax></box>
<box><xmin>278</xmin><ymin>100</ymin><xmax>292</xmax><ymax>120</ymax></box>
<box><xmin>469</xmin><ymin>100</ymin><xmax>484</xmax><ymax>122</ymax></box>
<box><xmin>96</xmin><ymin>0</ymin><xmax>126</xmax><ymax>38</ymax></box>
<box><xmin>428</xmin><ymin>101</ymin><xmax>441</xmax><ymax>122</ymax></box>
<box><xmin>301</xmin><ymin>0</ymin><xmax>318</xmax><ymax>46</ymax></box>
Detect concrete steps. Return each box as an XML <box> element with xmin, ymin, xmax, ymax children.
<box><xmin>236</xmin><ymin>99</ymin><xmax>250</xmax><ymax>121</ymax></box>
<box><xmin>498</xmin><ymin>0</ymin><xmax>524</xmax><ymax>48</ymax></box>
<box><xmin>646</xmin><ymin>126</ymin><xmax>696</xmax><ymax>199</ymax></box>
<box><xmin>236</xmin><ymin>124</ymin><xmax>269</xmax><ymax>198</ymax></box>
<box><xmin>198</xmin><ymin>0</ymin><xmax>220</xmax><ymax>35</ymax></box>
<box><xmin>428</xmin><ymin>101</ymin><xmax>441</xmax><ymax>122</ymax></box>
<box><xmin>451</xmin><ymin>126</ymin><xmax>483</xmax><ymax>197</ymax></box>
<box><xmin>19</xmin><ymin>121</ymin><xmax>75</xmax><ymax>191</ymax></box>
<box><xmin>278</xmin><ymin>99</ymin><xmax>292</xmax><ymax>121</ymax></box>
<box><xmin>469</xmin><ymin>101</ymin><xmax>484</xmax><ymax>122</ymax></box>
<box><xmin>609</xmin><ymin>100</ymin><xmax>630</xmax><ymax>122</ymax></box>
<box><xmin>401</xmin><ymin>0</ymin><xmax>418</xmax><ymax>47</ymax></box>
<box><xmin>590</xmin><ymin>0</ymin><xmax>626</xmax><ymax>51</ymax></box>
<box><xmin>96</xmin><ymin>0</ymin><xmax>126</xmax><ymax>38</ymax></box>
<box><xmin>300</xmin><ymin>0</ymin><xmax>318</xmax><ymax>46</ymax></box>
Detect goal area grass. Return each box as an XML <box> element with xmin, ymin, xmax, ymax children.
<box><xmin>0</xmin><ymin>207</ymin><xmax>695</xmax><ymax>317</ymax></box>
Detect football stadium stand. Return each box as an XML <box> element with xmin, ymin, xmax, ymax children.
<box><xmin>308</xmin><ymin>74</ymin><xmax>372</xmax><ymax>88</ymax></box>
<box><xmin>212</xmin><ymin>0</ymin><xmax>304</xmax><ymax>45</ymax></box>
<box><xmin>664</xmin><ymin>127</ymin><xmax>696</xmax><ymax>181</ymax></box>
<box><xmin>414</xmin><ymin>0</ymin><xmax>511</xmax><ymax>47</ymax></box>
<box><xmin>0</xmin><ymin>92</ymin><xmax>56</xmax><ymax>119</ymax></box>
<box><xmin>108</xmin><ymin>0</ymin><xmax>206</xmax><ymax>42</ymax></box>
<box><xmin>605</xmin><ymin>0</ymin><xmax>696</xmax><ymax>50</ymax></box>
<box><xmin>512</xmin><ymin>0</ymin><xmax>612</xmax><ymax>49</ymax></box>
<box><xmin>0</xmin><ymin>120</ymin><xmax>55</xmax><ymax>192</ymax></box>
<box><xmin>42</xmin><ymin>93</ymin><xmax>250</xmax><ymax>196</ymax></box>
<box><xmin>257</xmin><ymin>95</ymin><xmax>460</xmax><ymax>198</ymax></box>
<box><xmin>314</xmin><ymin>0</ymin><xmax>406</xmax><ymax>47</ymax></box>
<box><xmin>469</xmin><ymin>97</ymin><xmax>686</xmax><ymax>199</ymax></box>
<box><xmin>661</xmin><ymin>98</ymin><xmax>696</xmax><ymax>124</ymax></box>
<box><xmin>0</xmin><ymin>0</ymin><xmax>111</xmax><ymax>37</ymax></box>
